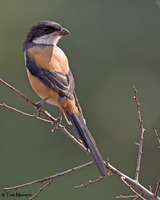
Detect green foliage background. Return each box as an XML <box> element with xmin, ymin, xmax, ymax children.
<box><xmin>0</xmin><ymin>0</ymin><xmax>160</xmax><ymax>199</ymax></box>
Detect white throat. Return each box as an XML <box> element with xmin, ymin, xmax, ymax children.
<box><xmin>33</xmin><ymin>34</ymin><xmax>61</xmax><ymax>46</ymax></box>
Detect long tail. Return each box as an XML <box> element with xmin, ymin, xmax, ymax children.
<box><xmin>66</xmin><ymin>112</ymin><xmax>107</xmax><ymax>176</ymax></box>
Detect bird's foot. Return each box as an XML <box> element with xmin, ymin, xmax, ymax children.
<box><xmin>51</xmin><ymin>111</ymin><xmax>62</xmax><ymax>132</ymax></box>
<box><xmin>34</xmin><ymin>98</ymin><xmax>48</xmax><ymax>117</ymax></box>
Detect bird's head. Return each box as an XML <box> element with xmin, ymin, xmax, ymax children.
<box><xmin>23</xmin><ymin>21</ymin><xmax>70</xmax><ymax>51</ymax></box>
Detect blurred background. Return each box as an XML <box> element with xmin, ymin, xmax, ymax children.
<box><xmin>0</xmin><ymin>0</ymin><xmax>160</xmax><ymax>199</ymax></box>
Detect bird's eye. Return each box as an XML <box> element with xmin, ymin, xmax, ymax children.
<box><xmin>42</xmin><ymin>26</ymin><xmax>50</xmax><ymax>32</ymax></box>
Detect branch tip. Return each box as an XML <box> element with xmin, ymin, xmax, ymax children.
<box><xmin>133</xmin><ymin>86</ymin><xmax>145</xmax><ymax>182</ymax></box>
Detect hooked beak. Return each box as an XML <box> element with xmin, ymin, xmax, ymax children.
<box><xmin>57</xmin><ymin>27</ymin><xmax>70</xmax><ymax>36</ymax></box>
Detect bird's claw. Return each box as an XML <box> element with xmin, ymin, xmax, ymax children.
<box><xmin>34</xmin><ymin>98</ymin><xmax>48</xmax><ymax>117</ymax></box>
<box><xmin>34</xmin><ymin>103</ymin><xmax>42</xmax><ymax>117</ymax></box>
<box><xmin>51</xmin><ymin>112</ymin><xmax>62</xmax><ymax>132</ymax></box>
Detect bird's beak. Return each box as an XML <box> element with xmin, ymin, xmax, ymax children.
<box><xmin>58</xmin><ymin>28</ymin><xmax>70</xmax><ymax>36</ymax></box>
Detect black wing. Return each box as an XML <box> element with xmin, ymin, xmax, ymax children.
<box><xmin>25</xmin><ymin>52</ymin><xmax>74</xmax><ymax>104</ymax></box>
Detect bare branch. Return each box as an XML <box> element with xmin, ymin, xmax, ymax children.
<box><xmin>1</xmin><ymin>78</ymin><xmax>160</xmax><ymax>200</ymax></box>
<box><xmin>133</xmin><ymin>86</ymin><xmax>145</xmax><ymax>182</ymax></box>
<box><xmin>154</xmin><ymin>129</ymin><xmax>160</xmax><ymax>148</ymax></box>
<box><xmin>4</xmin><ymin>161</ymin><xmax>94</xmax><ymax>192</ymax></box>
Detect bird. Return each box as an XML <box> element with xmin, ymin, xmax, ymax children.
<box><xmin>23</xmin><ymin>20</ymin><xmax>107</xmax><ymax>176</ymax></box>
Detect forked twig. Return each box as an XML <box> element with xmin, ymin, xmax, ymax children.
<box><xmin>30</xmin><ymin>179</ymin><xmax>53</xmax><ymax>200</ymax></box>
<box><xmin>120</xmin><ymin>177</ymin><xmax>146</xmax><ymax>200</ymax></box>
<box><xmin>4</xmin><ymin>161</ymin><xmax>94</xmax><ymax>193</ymax></box>
<box><xmin>134</xmin><ymin>194</ymin><xmax>142</xmax><ymax>200</ymax></box>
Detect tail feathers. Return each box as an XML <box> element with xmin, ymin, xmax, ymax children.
<box><xmin>66</xmin><ymin>112</ymin><xmax>107</xmax><ymax>176</ymax></box>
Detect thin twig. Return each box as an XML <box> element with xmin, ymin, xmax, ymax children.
<box><xmin>116</xmin><ymin>195</ymin><xmax>137</xmax><ymax>199</ymax></box>
<box><xmin>155</xmin><ymin>180</ymin><xmax>160</xmax><ymax>198</ymax></box>
<box><xmin>0</xmin><ymin>103</ymin><xmax>52</xmax><ymax>124</ymax></box>
<box><xmin>30</xmin><ymin>179</ymin><xmax>53</xmax><ymax>200</ymax></box>
<box><xmin>0</xmin><ymin>78</ymin><xmax>36</xmax><ymax>106</ymax></box>
<box><xmin>120</xmin><ymin>177</ymin><xmax>146</xmax><ymax>200</ymax></box>
<box><xmin>74</xmin><ymin>176</ymin><xmax>104</xmax><ymax>189</ymax></box>
<box><xmin>74</xmin><ymin>173</ymin><xmax>111</xmax><ymax>189</ymax></box>
<box><xmin>134</xmin><ymin>193</ymin><xmax>143</xmax><ymax>200</ymax></box>
<box><xmin>133</xmin><ymin>86</ymin><xmax>145</xmax><ymax>182</ymax></box>
<box><xmin>154</xmin><ymin>129</ymin><xmax>160</xmax><ymax>148</ymax></box>
<box><xmin>133</xmin><ymin>196</ymin><xmax>139</xmax><ymax>200</ymax></box>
